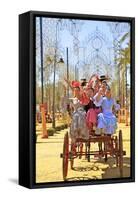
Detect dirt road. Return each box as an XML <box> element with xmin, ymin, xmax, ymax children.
<box><xmin>36</xmin><ymin>123</ymin><xmax>130</xmax><ymax>183</ymax></box>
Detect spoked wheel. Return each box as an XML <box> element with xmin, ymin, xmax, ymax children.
<box><xmin>114</xmin><ymin>136</ymin><xmax>119</xmax><ymax>167</ymax></box>
<box><xmin>62</xmin><ymin>132</ymin><xmax>69</xmax><ymax>181</ymax></box>
<box><xmin>70</xmin><ymin>143</ymin><xmax>75</xmax><ymax>170</ymax></box>
<box><xmin>118</xmin><ymin>130</ymin><xmax>123</xmax><ymax>177</ymax></box>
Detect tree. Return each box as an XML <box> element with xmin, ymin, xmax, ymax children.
<box><xmin>116</xmin><ymin>32</ymin><xmax>130</xmax><ymax>108</ymax></box>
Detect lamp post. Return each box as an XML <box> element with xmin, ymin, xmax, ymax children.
<box><xmin>52</xmin><ymin>20</ymin><xmax>60</xmax><ymax>129</ymax></box>
<box><xmin>40</xmin><ymin>17</ymin><xmax>44</xmax><ymax>104</ymax></box>
<box><xmin>52</xmin><ymin>56</ymin><xmax>64</xmax><ymax>128</ymax></box>
<box><xmin>66</xmin><ymin>47</ymin><xmax>69</xmax><ymax>99</ymax></box>
<box><xmin>52</xmin><ymin>53</ymin><xmax>56</xmax><ymax>129</ymax></box>
<box><xmin>39</xmin><ymin>17</ymin><xmax>48</xmax><ymax>138</ymax></box>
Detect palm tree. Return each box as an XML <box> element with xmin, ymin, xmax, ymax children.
<box><xmin>116</xmin><ymin>32</ymin><xmax>130</xmax><ymax>108</ymax></box>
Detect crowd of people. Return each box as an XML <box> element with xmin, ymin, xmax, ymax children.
<box><xmin>64</xmin><ymin>74</ymin><xmax>120</xmax><ymax>145</ymax></box>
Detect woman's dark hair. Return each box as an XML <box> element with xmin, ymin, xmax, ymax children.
<box><xmin>102</xmin><ymin>80</ymin><xmax>107</xmax><ymax>85</ymax></box>
<box><xmin>81</xmin><ymin>81</ymin><xmax>87</xmax><ymax>87</ymax></box>
<box><xmin>106</xmin><ymin>85</ymin><xmax>111</xmax><ymax>91</ymax></box>
<box><xmin>91</xmin><ymin>87</ymin><xmax>94</xmax><ymax>93</ymax></box>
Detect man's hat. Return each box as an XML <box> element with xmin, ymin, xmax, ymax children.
<box><xmin>80</xmin><ymin>78</ymin><xmax>88</xmax><ymax>86</ymax></box>
<box><xmin>80</xmin><ymin>78</ymin><xmax>87</xmax><ymax>82</ymax></box>
<box><xmin>99</xmin><ymin>75</ymin><xmax>108</xmax><ymax>81</ymax></box>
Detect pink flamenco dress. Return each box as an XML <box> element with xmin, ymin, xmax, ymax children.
<box><xmin>85</xmin><ymin>97</ymin><xmax>101</xmax><ymax>129</ymax></box>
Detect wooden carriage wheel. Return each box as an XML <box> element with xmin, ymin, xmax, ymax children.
<box><xmin>70</xmin><ymin>143</ymin><xmax>74</xmax><ymax>169</ymax></box>
<box><xmin>119</xmin><ymin>130</ymin><xmax>123</xmax><ymax>177</ymax></box>
<box><xmin>114</xmin><ymin>136</ymin><xmax>119</xmax><ymax>167</ymax></box>
<box><xmin>62</xmin><ymin>132</ymin><xmax>69</xmax><ymax>181</ymax></box>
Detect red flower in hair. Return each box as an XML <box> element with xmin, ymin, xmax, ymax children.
<box><xmin>71</xmin><ymin>81</ymin><xmax>80</xmax><ymax>88</ymax></box>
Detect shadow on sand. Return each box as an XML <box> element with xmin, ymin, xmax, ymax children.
<box><xmin>66</xmin><ymin>156</ymin><xmax>130</xmax><ymax>181</ymax></box>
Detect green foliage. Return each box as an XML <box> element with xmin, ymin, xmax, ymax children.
<box><xmin>47</xmin><ymin>128</ymin><xmax>55</xmax><ymax>136</ymax></box>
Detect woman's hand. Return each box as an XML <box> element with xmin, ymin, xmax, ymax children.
<box><xmin>98</xmin><ymin>88</ymin><xmax>103</xmax><ymax>96</ymax></box>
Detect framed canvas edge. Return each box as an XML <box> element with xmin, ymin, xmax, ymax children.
<box><xmin>19</xmin><ymin>10</ymin><xmax>135</xmax><ymax>189</ymax></box>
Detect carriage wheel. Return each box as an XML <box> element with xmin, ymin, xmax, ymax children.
<box><xmin>114</xmin><ymin>136</ymin><xmax>119</xmax><ymax>167</ymax></box>
<box><xmin>62</xmin><ymin>132</ymin><xmax>69</xmax><ymax>181</ymax></box>
<box><xmin>119</xmin><ymin>130</ymin><xmax>123</xmax><ymax>177</ymax></box>
<box><xmin>70</xmin><ymin>143</ymin><xmax>74</xmax><ymax>169</ymax></box>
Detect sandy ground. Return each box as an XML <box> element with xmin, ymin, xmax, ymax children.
<box><xmin>36</xmin><ymin>123</ymin><xmax>130</xmax><ymax>183</ymax></box>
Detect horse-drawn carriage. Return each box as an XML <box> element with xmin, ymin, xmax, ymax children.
<box><xmin>60</xmin><ymin>75</ymin><xmax>126</xmax><ymax>181</ymax></box>
<box><xmin>60</xmin><ymin>128</ymin><xmax>126</xmax><ymax>181</ymax></box>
